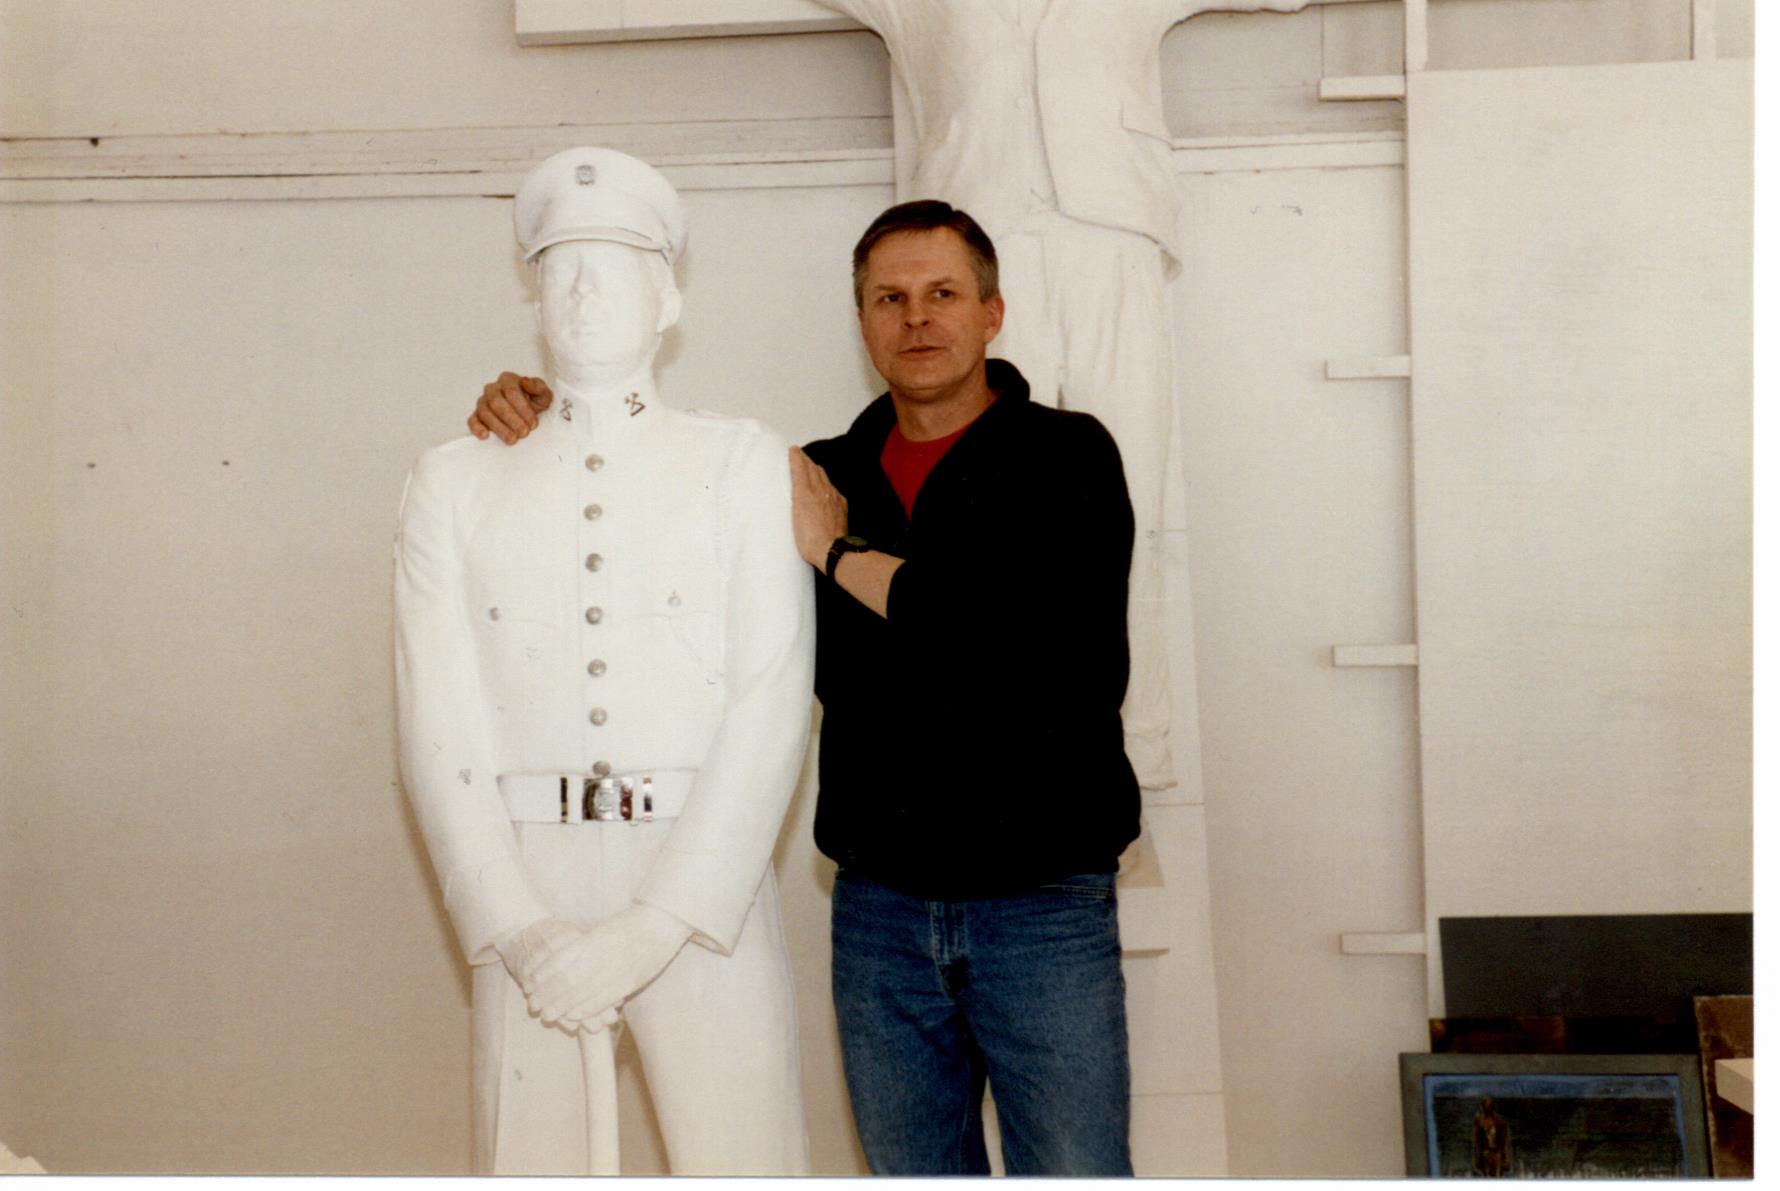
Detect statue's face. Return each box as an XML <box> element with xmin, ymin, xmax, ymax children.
<box><xmin>856</xmin><ymin>228</ymin><xmax>1003</xmax><ymax>405</ymax></box>
<box><xmin>537</xmin><ymin>239</ymin><xmax>669</xmax><ymax>376</ymax></box>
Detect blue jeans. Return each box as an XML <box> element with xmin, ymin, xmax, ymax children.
<box><xmin>830</xmin><ymin>869</ymin><xmax>1133</xmax><ymax>1176</ymax></box>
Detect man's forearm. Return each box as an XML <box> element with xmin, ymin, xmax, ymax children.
<box><xmin>831</xmin><ymin>548</ymin><xmax>902</xmax><ymax>619</ymax></box>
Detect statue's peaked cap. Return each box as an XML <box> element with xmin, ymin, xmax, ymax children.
<box><xmin>514</xmin><ymin>146</ymin><xmax>687</xmax><ymax>264</ymax></box>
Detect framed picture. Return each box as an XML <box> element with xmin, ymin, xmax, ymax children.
<box><xmin>1399</xmin><ymin>1053</ymin><xmax>1710</xmax><ymax>1178</ymax></box>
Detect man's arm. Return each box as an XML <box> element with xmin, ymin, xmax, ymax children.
<box><xmin>792</xmin><ymin>418</ymin><xmax>1132</xmax><ymax>704</ymax></box>
<box><xmin>789</xmin><ymin>445</ymin><xmax>900</xmax><ymax>617</ymax></box>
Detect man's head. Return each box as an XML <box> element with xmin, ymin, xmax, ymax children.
<box><xmin>515</xmin><ymin>147</ymin><xmax>687</xmax><ymax>385</ymax></box>
<box><xmin>852</xmin><ymin>201</ymin><xmax>1005</xmax><ymax>410</ymax></box>
<box><xmin>851</xmin><ymin>200</ymin><xmax>999</xmax><ymax>310</ymax></box>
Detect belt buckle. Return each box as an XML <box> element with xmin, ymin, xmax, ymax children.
<box><xmin>584</xmin><ymin>777</ymin><xmax>623</xmax><ymax>822</ymax></box>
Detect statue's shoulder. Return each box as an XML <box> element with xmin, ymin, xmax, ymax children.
<box><xmin>676</xmin><ymin>407</ymin><xmax>788</xmax><ymax>453</ymax></box>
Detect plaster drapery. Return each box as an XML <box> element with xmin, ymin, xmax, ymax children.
<box><xmin>817</xmin><ymin>0</ymin><xmax>1306</xmax><ymax>788</ymax></box>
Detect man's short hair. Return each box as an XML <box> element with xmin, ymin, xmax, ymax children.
<box><xmin>851</xmin><ymin>200</ymin><xmax>1000</xmax><ymax>308</ymax></box>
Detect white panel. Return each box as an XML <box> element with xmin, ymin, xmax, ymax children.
<box><xmin>1406</xmin><ymin>61</ymin><xmax>1753</xmax><ymax>1016</ymax></box>
<box><xmin>1177</xmin><ymin>161</ymin><xmax>1427</xmax><ymax>1176</ymax></box>
<box><xmin>1131</xmin><ymin>1093</ymin><xmax>1229</xmax><ymax>1177</ymax></box>
<box><xmin>1123</xmin><ymin>806</ymin><xmax>1224</xmax><ymax>1097</ymax></box>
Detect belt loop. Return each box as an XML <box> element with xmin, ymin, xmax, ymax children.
<box><xmin>642</xmin><ymin>776</ymin><xmax>654</xmax><ymax>823</ymax></box>
<box><xmin>620</xmin><ymin>778</ymin><xmax>634</xmax><ymax>822</ymax></box>
<box><xmin>560</xmin><ymin>776</ymin><xmax>570</xmax><ymax>824</ymax></box>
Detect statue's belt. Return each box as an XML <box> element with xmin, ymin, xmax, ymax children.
<box><xmin>497</xmin><ymin>770</ymin><xmax>694</xmax><ymax>824</ymax></box>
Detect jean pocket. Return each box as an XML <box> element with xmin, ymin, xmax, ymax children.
<box><xmin>1037</xmin><ymin>872</ymin><xmax>1117</xmax><ymax>901</ymax></box>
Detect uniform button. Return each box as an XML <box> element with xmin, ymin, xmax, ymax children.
<box><xmin>585</xmin><ymin>606</ymin><xmax>603</xmax><ymax>625</ymax></box>
<box><xmin>587</xmin><ymin>658</ymin><xmax>607</xmax><ymax>677</ymax></box>
<box><xmin>585</xmin><ymin>553</ymin><xmax>603</xmax><ymax>572</ymax></box>
<box><xmin>583</xmin><ymin>503</ymin><xmax>603</xmax><ymax>521</ymax></box>
<box><xmin>585</xmin><ymin>453</ymin><xmax>605</xmax><ymax>472</ymax></box>
<box><xmin>588</xmin><ymin>708</ymin><xmax>608</xmax><ymax>726</ymax></box>
<box><xmin>488</xmin><ymin>607</ymin><xmax>500</xmax><ymax>621</ymax></box>
<box><xmin>592</xmin><ymin>760</ymin><xmax>612</xmax><ymax>777</ymax></box>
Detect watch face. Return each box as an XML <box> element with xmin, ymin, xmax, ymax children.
<box><xmin>842</xmin><ymin>535</ymin><xmax>869</xmax><ymax>550</ymax></box>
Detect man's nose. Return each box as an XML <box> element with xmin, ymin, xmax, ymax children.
<box><xmin>903</xmin><ymin>299</ymin><xmax>931</xmax><ymax>326</ymax></box>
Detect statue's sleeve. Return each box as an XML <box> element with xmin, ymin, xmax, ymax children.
<box><xmin>634</xmin><ymin>425</ymin><xmax>817</xmax><ymax>955</ymax></box>
<box><xmin>394</xmin><ymin>448</ymin><xmax>551</xmax><ymax>966</ymax></box>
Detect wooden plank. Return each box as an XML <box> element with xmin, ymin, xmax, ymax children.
<box><xmin>1405</xmin><ymin>61</ymin><xmax>1753</xmax><ymax>1018</ymax></box>
<box><xmin>1340</xmin><ymin>931</ymin><xmax>1427</xmax><ymax>956</ymax></box>
<box><xmin>1716</xmin><ymin>1058</ymin><xmax>1753</xmax><ymax>1114</ymax></box>
<box><xmin>1174</xmin><ymin>134</ymin><xmax>1404</xmax><ymax>175</ymax></box>
<box><xmin>1319</xmin><ymin>75</ymin><xmax>1406</xmax><ymax>102</ymax></box>
<box><xmin>1403</xmin><ymin>0</ymin><xmax>1429</xmax><ymax>74</ymax></box>
<box><xmin>516</xmin><ymin>0</ymin><xmax>863</xmax><ymax>45</ymax></box>
<box><xmin>1326</xmin><ymin>355</ymin><xmax>1411</xmax><ymax>380</ymax></box>
<box><xmin>520</xmin><ymin>0</ymin><xmax>1381</xmax><ymax>45</ymax></box>
<box><xmin>1119</xmin><ymin>885</ymin><xmax>1172</xmax><ymax>955</ymax></box>
<box><xmin>1</xmin><ymin>124</ymin><xmax>1403</xmax><ymax>204</ymax></box>
<box><xmin>1693</xmin><ymin>0</ymin><xmax>1718</xmax><ymax>61</ymax></box>
<box><xmin>1332</xmin><ymin>644</ymin><xmax>1418</xmax><ymax>668</ymax></box>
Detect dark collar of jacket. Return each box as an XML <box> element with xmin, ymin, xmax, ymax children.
<box><xmin>805</xmin><ymin>358</ymin><xmax>1031</xmax><ymax>545</ymax></box>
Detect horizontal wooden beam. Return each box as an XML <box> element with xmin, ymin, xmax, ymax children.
<box><xmin>1118</xmin><ymin>886</ymin><xmax>1172</xmax><ymax>956</ymax></box>
<box><xmin>1332</xmin><ymin>644</ymin><xmax>1419</xmax><ymax>668</ymax></box>
<box><xmin>1320</xmin><ymin>75</ymin><xmax>1407</xmax><ymax>102</ymax></box>
<box><xmin>1716</xmin><ymin>1058</ymin><xmax>1753</xmax><ymax>1113</ymax></box>
<box><xmin>519</xmin><ymin>0</ymin><xmax>1384</xmax><ymax>46</ymax></box>
<box><xmin>1326</xmin><ymin>355</ymin><xmax>1411</xmax><ymax>380</ymax></box>
<box><xmin>0</xmin><ymin>124</ymin><xmax>1403</xmax><ymax>205</ymax></box>
<box><xmin>1340</xmin><ymin>932</ymin><xmax>1428</xmax><ymax>956</ymax></box>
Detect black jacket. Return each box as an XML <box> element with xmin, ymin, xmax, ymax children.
<box><xmin>804</xmin><ymin>359</ymin><xmax>1140</xmax><ymax>899</ymax></box>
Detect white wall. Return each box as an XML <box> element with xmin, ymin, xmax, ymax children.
<box><xmin>0</xmin><ymin>0</ymin><xmax>1754</xmax><ymax>1177</ymax></box>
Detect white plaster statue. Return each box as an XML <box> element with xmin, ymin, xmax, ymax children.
<box><xmin>394</xmin><ymin>146</ymin><xmax>814</xmax><ymax>1175</ymax></box>
<box><xmin>810</xmin><ymin>0</ymin><xmax>1325</xmax><ymax>790</ymax></box>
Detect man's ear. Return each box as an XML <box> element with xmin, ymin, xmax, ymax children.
<box><xmin>983</xmin><ymin>293</ymin><xmax>1006</xmax><ymax>345</ymax></box>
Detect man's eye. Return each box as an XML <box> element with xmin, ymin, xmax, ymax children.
<box><xmin>933</xmin><ymin>289</ymin><xmax>953</xmax><ymax>299</ymax></box>
<box><xmin>880</xmin><ymin>293</ymin><xmax>901</xmax><ymax>304</ymax></box>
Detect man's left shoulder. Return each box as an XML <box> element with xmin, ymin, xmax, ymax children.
<box><xmin>1012</xmin><ymin>401</ymin><xmax>1120</xmax><ymax>456</ymax></box>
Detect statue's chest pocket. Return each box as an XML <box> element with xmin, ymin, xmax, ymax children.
<box><xmin>466</xmin><ymin>568</ymin><xmax>565</xmax><ymax>638</ymax></box>
<box><xmin>627</xmin><ymin>561</ymin><xmax>724</xmax><ymax>678</ymax></box>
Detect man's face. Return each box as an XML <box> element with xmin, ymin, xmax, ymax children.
<box><xmin>536</xmin><ymin>239</ymin><xmax>671</xmax><ymax>376</ymax></box>
<box><xmin>856</xmin><ymin>228</ymin><xmax>1004</xmax><ymax>404</ymax></box>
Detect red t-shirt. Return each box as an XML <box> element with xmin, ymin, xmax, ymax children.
<box><xmin>880</xmin><ymin>421</ymin><xmax>971</xmax><ymax>518</ymax></box>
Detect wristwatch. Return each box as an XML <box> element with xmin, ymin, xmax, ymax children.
<box><xmin>825</xmin><ymin>534</ymin><xmax>870</xmax><ymax>582</ymax></box>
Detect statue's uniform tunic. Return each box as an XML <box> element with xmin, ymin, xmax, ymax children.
<box><xmin>821</xmin><ymin>0</ymin><xmax>1309</xmax><ymax>790</ymax></box>
<box><xmin>394</xmin><ymin>390</ymin><xmax>814</xmax><ymax>1174</ymax></box>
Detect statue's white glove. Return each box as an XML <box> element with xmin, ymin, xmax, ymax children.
<box><xmin>495</xmin><ymin>917</ymin><xmax>623</xmax><ymax>1032</ymax></box>
<box><xmin>494</xmin><ymin>917</ymin><xmax>582</xmax><ymax>994</ymax></box>
<box><xmin>525</xmin><ymin>903</ymin><xmax>693</xmax><ymax>1028</ymax></box>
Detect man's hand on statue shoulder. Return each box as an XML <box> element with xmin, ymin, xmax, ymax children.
<box><xmin>524</xmin><ymin>903</ymin><xmax>693</xmax><ymax>1030</ymax></box>
<box><xmin>468</xmin><ymin>371</ymin><xmax>553</xmax><ymax>444</ymax></box>
<box><xmin>788</xmin><ymin>446</ymin><xmax>849</xmax><ymax>569</ymax></box>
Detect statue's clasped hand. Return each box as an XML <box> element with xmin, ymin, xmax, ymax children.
<box><xmin>501</xmin><ymin>904</ymin><xmax>693</xmax><ymax>1032</ymax></box>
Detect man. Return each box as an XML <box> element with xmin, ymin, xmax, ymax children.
<box><xmin>469</xmin><ymin>200</ymin><xmax>1140</xmax><ymax>1175</ymax></box>
<box><xmin>397</xmin><ymin>147</ymin><xmax>813</xmax><ymax>1175</ymax></box>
